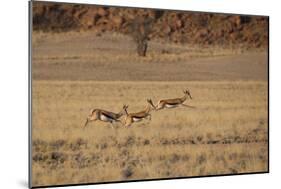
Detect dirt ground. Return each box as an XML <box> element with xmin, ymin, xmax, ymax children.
<box><xmin>32</xmin><ymin>32</ymin><xmax>268</xmax><ymax>81</ymax></box>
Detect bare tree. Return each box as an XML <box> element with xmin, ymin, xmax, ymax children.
<box><xmin>129</xmin><ymin>16</ymin><xmax>154</xmax><ymax>57</ymax></box>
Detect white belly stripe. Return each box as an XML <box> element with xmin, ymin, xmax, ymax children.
<box><xmin>133</xmin><ymin>117</ymin><xmax>142</xmax><ymax>122</ymax></box>
<box><xmin>165</xmin><ymin>104</ymin><xmax>179</xmax><ymax>108</ymax></box>
<box><xmin>100</xmin><ymin>114</ymin><xmax>113</xmax><ymax>122</ymax></box>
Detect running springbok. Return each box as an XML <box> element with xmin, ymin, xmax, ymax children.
<box><xmin>84</xmin><ymin>105</ymin><xmax>128</xmax><ymax>128</ymax></box>
<box><xmin>123</xmin><ymin>99</ymin><xmax>155</xmax><ymax>127</ymax></box>
<box><xmin>150</xmin><ymin>89</ymin><xmax>195</xmax><ymax>110</ymax></box>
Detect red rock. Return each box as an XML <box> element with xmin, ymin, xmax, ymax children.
<box><xmin>97</xmin><ymin>7</ymin><xmax>108</xmax><ymax>17</ymax></box>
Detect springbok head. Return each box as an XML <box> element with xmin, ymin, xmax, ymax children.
<box><xmin>117</xmin><ymin>105</ymin><xmax>128</xmax><ymax>116</ymax></box>
<box><xmin>83</xmin><ymin>109</ymin><xmax>94</xmax><ymax>128</ymax></box>
<box><xmin>123</xmin><ymin>105</ymin><xmax>129</xmax><ymax>115</ymax></box>
<box><xmin>147</xmin><ymin>99</ymin><xmax>156</xmax><ymax>110</ymax></box>
<box><xmin>183</xmin><ymin>89</ymin><xmax>192</xmax><ymax>99</ymax></box>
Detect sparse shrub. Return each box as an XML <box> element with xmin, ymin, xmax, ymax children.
<box><xmin>229</xmin><ymin>168</ymin><xmax>238</xmax><ymax>174</ymax></box>
<box><xmin>143</xmin><ymin>139</ymin><xmax>150</xmax><ymax>145</ymax></box>
<box><xmin>190</xmin><ymin>137</ymin><xmax>196</xmax><ymax>144</ymax></box>
<box><xmin>259</xmin><ymin>119</ymin><xmax>265</xmax><ymax>126</ymax></box>
<box><xmin>228</xmin><ymin>152</ymin><xmax>238</xmax><ymax>161</ymax></box>
<box><xmin>196</xmin><ymin>135</ymin><xmax>203</xmax><ymax>143</ymax></box>
<box><xmin>122</xmin><ymin>166</ymin><xmax>133</xmax><ymax>178</ymax></box>
<box><xmin>181</xmin><ymin>154</ymin><xmax>190</xmax><ymax>161</ymax></box>
<box><xmin>105</xmin><ymin>156</ymin><xmax>110</xmax><ymax>163</ymax></box>
<box><xmin>197</xmin><ymin>154</ymin><xmax>207</xmax><ymax>165</ymax></box>
<box><xmin>33</xmin><ymin>153</ymin><xmax>47</xmax><ymax>162</ymax></box>
<box><xmin>234</xmin><ymin>136</ymin><xmax>242</xmax><ymax>143</ymax></box>
<box><xmin>100</xmin><ymin>143</ymin><xmax>108</xmax><ymax>150</ymax></box>
<box><xmin>120</xmin><ymin>161</ymin><xmax>126</xmax><ymax>168</ymax></box>
<box><xmin>70</xmin><ymin>138</ymin><xmax>88</xmax><ymax>151</ymax></box>
<box><xmin>50</xmin><ymin>139</ymin><xmax>66</xmax><ymax>150</ymax></box>
<box><xmin>120</xmin><ymin>149</ymin><xmax>129</xmax><ymax>157</ymax></box>
<box><xmin>165</xmin><ymin>171</ymin><xmax>171</xmax><ymax>176</ymax></box>
<box><xmin>33</xmin><ymin>139</ymin><xmax>48</xmax><ymax>152</ymax></box>
<box><xmin>127</xmin><ymin>159</ymin><xmax>139</xmax><ymax>167</ymax></box>
<box><xmin>170</xmin><ymin>154</ymin><xmax>181</xmax><ymax>163</ymax></box>
<box><xmin>125</xmin><ymin>136</ymin><xmax>135</xmax><ymax>146</ymax></box>
<box><xmin>206</xmin><ymin>133</ymin><xmax>213</xmax><ymax>141</ymax></box>
<box><xmin>160</xmin><ymin>138</ymin><xmax>170</xmax><ymax>145</ymax></box>
<box><xmin>76</xmin><ymin>138</ymin><xmax>87</xmax><ymax>146</ymax></box>
<box><xmin>50</xmin><ymin>152</ymin><xmax>66</xmax><ymax>163</ymax></box>
<box><xmin>171</xmin><ymin>138</ymin><xmax>180</xmax><ymax>145</ymax></box>
<box><xmin>238</xmin><ymin>160</ymin><xmax>247</xmax><ymax>169</ymax></box>
<box><xmin>158</xmin><ymin>155</ymin><xmax>165</xmax><ymax>161</ymax></box>
<box><xmin>91</xmin><ymin>153</ymin><xmax>100</xmax><ymax>161</ymax></box>
<box><xmin>258</xmin><ymin>154</ymin><xmax>266</xmax><ymax>161</ymax></box>
<box><xmin>72</xmin><ymin>152</ymin><xmax>90</xmax><ymax>168</ymax></box>
<box><xmin>33</xmin><ymin>139</ymin><xmax>47</xmax><ymax>146</ymax></box>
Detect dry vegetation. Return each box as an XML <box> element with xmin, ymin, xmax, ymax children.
<box><xmin>31</xmin><ymin>31</ymin><xmax>268</xmax><ymax>187</ymax></box>
<box><xmin>32</xmin><ymin>81</ymin><xmax>268</xmax><ymax>186</ymax></box>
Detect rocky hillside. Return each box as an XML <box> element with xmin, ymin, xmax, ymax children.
<box><xmin>32</xmin><ymin>1</ymin><xmax>268</xmax><ymax>48</ymax></box>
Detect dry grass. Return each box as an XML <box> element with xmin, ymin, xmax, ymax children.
<box><xmin>31</xmin><ymin>31</ymin><xmax>268</xmax><ymax>187</ymax></box>
<box><xmin>32</xmin><ymin>81</ymin><xmax>268</xmax><ymax>186</ymax></box>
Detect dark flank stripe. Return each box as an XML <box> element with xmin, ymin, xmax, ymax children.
<box><xmin>101</xmin><ymin>112</ymin><xmax>116</xmax><ymax>120</ymax></box>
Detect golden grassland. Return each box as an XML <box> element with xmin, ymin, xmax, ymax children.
<box><xmin>31</xmin><ymin>31</ymin><xmax>268</xmax><ymax>187</ymax></box>
<box><xmin>32</xmin><ymin>80</ymin><xmax>268</xmax><ymax>186</ymax></box>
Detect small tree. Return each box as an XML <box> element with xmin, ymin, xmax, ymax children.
<box><xmin>129</xmin><ymin>16</ymin><xmax>154</xmax><ymax>57</ymax></box>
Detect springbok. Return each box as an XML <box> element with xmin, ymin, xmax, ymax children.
<box><xmin>150</xmin><ymin>89</ymin><xmax>195</xmax><ymax>110</ymax></box>
<box><xmin>84</xmin><ymin>105</ymin><xmax>128</xmax><ymax>128</ymax></box>
<box><xmin>123</xmin><ymin>99</ymin><xmax>155</xmax><ymax>127</ymax></box>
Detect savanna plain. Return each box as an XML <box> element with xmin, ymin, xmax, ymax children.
<box><xmin>32</xmin><ymin>31</ymin><xmax>268</xmax><ymax>186</ymax></box>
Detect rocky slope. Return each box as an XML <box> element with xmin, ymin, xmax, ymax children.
<box><xmin>32</xmin><ymin>1</ymin><xmax>268</xmax><ymax>48</ymax></box>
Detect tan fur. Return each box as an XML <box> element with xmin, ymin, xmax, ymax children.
<box><xmin>84</xmin><ymin>105</ymin><xmax>127</xmax><ymax>128</ymax></box>
<box><xmin>152</xmin><ymin>90</ymin><xmax>194</xmax><ymax>110</ymax></box>
<box><xmin>123</xmin><ymin>99</ymin><xmax>155</xmax><ymax>127</ymax></box>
